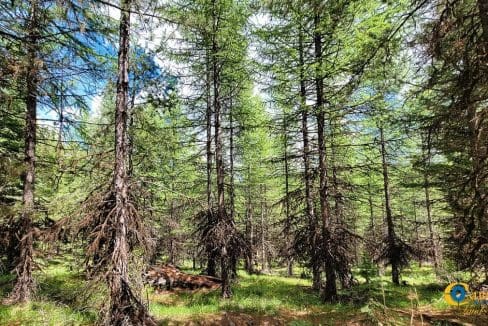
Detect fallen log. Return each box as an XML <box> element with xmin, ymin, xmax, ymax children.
<box><xmin>143</xmin><ymin>264</ymin><xmax>221</xmax><ymax>291</ymax></box>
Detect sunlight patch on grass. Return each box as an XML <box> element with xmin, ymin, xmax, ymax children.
<box><xmin>0</xmin><ymin>301</ymin><xmax>95</xmax><ymax>325</ymax></box>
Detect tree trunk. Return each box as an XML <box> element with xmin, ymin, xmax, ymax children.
<box><xmin>229</xmin><ymin>102</ymin><xmax>235</xmax><ymax>222</ymax></box>
<box><xmin>368</xmin><ymin>182</ymin><xmax>375</xmax><ymax>237</ymax></box>
<box><xmin>9</xmin><ymin>0</ymin><xmax>39</xmax><ymax>304</ymax></box>
<box><xmin>314</xmin><ymin>11</ymin><xmax>337</xmax><ymax>302</ymax></box>
<box><xmin>205</xmin><ymin>49</ymin><xmax>216</xmax><ymax>277</ymax></box>
<box><xmin>330</xmin><ymin>122</ymin><xmax>342</xmax><ymax>224</ymax></box>
<box><xmin>211</xmin><ymin>0</ymin><xmax>232</xmax><ymax>298</ymax></box>
<box><xmin>260</xmin><ymin>184</ymin><xmax>268</xmax><ymax>272</ymax></box>
<box><xmin>169</xmin><ymin>198</ymin><xmax>176</xmax><ymax>265</ymax></box>
<box><xmin>244</xmin><ymin>165</ymin><xmax>254</xmax><ymax>274</ymax></box>
<box><xmin>283</xmin><ymin>113</ymin><xmax>293</xmax><ymax>276</ymax></box>
<box><xmin>107</xmin><ymin>1</ymin><xmax>153</xmax><ymax>323</ymax></box>
<box><xmin>380</xmin><ymin>126</ymin><xmax>399</xmax><ymax>285</ymax></box>
<box><xmin>228</xmin><ymin>101</ymin><xmax>237</xmax><ymax>280</ymax></box>
<box><xmin>423</xmin><ymin>131</ymin><xmax>438</xmax><ymax>269</ymax></box>
<box><xmin>298</xmin><ymin>21</ymin><xmax>320</xmax><ymax>291</ymax></box>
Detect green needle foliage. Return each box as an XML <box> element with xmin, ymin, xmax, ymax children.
<box><xmin>0</xmin><ymin>0</ymin><xmax>486</xmax><ymax>324</ymax></box>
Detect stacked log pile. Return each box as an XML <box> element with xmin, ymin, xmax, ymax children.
<box><xmin>143</xmin><ymin>264</ymin><xmax>221</xmax><ymax>291</ymax></box>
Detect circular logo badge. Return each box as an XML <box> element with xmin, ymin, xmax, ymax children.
<box><xmin>444</xmin><ymin>282</ymin><xmax>470</xmax><ymax>306</ymax></box>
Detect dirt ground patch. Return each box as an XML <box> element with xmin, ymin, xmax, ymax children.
<box><xmin>157</xmin><ymin>308</ymin><xmax>488</xmax><ymax>325</ymax></box>
<box><xmin>158</xmin><ymin>310</ymin><xmax>373</xmax><ymax>325</ymax></box>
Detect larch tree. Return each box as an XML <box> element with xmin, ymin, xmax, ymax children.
<box><xmin>415</xmin><ymin>0</ymin><xmax>488</xmax><ymax>277</ymax></box>
<box><xmin>7</xmin><ymin>0</ymin><xmax>41</xmax><ymax>303</ymax></box>
<box><xmin>74</xmin><ymin>0</ymin><xmax>155</xmax><ymax>324</ymax></box>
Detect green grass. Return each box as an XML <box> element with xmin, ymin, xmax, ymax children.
<box><xmin>149</xmin><ymin>272</ymin><xmax>327</xmax><ymax>317</ymax></box>
<box><xmin>0</xmin><ymin>260</ymin><xmax>459</xmax><ymax>325</ymax></box>
<box><xmin>0</xmin><ymin>260</ymin><xmax>97</xmax><ymax>326</ymax></box>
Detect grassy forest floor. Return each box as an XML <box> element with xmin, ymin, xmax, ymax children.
<box><xmin>0</xmin><ymin>258</ymin><xmax>487</xmax><ymax>325</ymax></box>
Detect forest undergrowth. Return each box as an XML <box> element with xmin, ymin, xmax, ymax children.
<box><xmin>1</xmin><ymin>257</ymin><xmax>483</xmax><ymax>325</ymax></box>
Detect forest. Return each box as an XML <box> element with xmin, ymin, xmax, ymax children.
<box><xmin>0</xmin><ymin>0</ymin><xmax>487</xmax><ymax>325</ymax></box>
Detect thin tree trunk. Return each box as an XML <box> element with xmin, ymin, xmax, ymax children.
<box><xmin>330</xmin><ymin>122</ymin><xmax>342</xmax><ymax>224</ymax></box>
<box><xmin>245</xmin><ymin>165</ymin><xmax>254</xmax><ymax>274</ymax></box>
<box><xmin>260</xmin><ymin>184</ymin><xmax>267</xmax><ymax>272</ymax></box>
<box><xmin>298</xmin><ymin>21</ymin><xmax>320</xmax><ymax>291</ymax></box>
<box><xmin>380</xmin><ymin>126</ymin><xmax>400</xmax><ymax>285</ymax></box>
<box><xmin>314</xmin><ymin>10</ymin><xmax>337</xmax><ymax>302</ymax></box>
<box><xmin>368</xmin><ymin>182</ymin><xmax>375</xmax><ymax>237</ymax></box>
<box><xmin>126</xmin><ymin>81</ymin><xmax>137</xmax><ymax>177</ymax></box>
<box><xmin>205</xmin><ymin>49</ymin><xmax>217</xmax><ymax>277</ymax></box>
<box><xmin>229</xmin><ymin>101</ymin><xmax>235</xmax><ymax>223</ymax></box>
<box><xmin>169</xmin><ymin>198</ymin><xmax>176</xmax><ymax>265</ymax></box>
<box><xmin>413</xmin><ymin>200</ymin><xmax>421</xmax><ymax>267</ymax></box>
<box><xmin>229</xmin><ymin>99</ymin><xmax>237</xmax><ymax>280</ymax></box>
<box><xmin>211</xmin><ymin>0</ymin><xmax>232</xmax><ymax>298</ymax></box>
<box><xmin>9</xmin><ymin>0</ymin><xmax>39</xmax><ymax>304</ymax></box>
<box><xmin>283</xmin><ymin>114</ymin><xmax>293</xmax><ymax>276</ymax></box>
<box><xmin>212</xmin><ymin>22</ymin><xmax>224</xmax><ymax>231</ymax></box>
<box><xmin>423</xmin><ymin>131</ymin><xmax>438</xmax><ymax>269</ymax></box>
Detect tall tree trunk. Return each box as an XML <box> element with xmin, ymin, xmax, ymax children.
<box><xmin>229</xmin><ymin>101</ymin><xmax>235</xmax><ymax>223</ymax></box>
<box><xmin>228</xmin><ymin>99</ymin><xmax>237</xmax><ymax>279</ymax></box>
<box><xmin>298</xmin><ymin>21</ymin><xmax>320</xmax><ymax>291</ymax></box>
<box><xmin>379</xmin><ymin>126</ymin><xmax>400</xmax><ymax>285</ymax></box>
<box><xmin>212</xmin><ymin>9</ymin><xmax>224</xmax><ymax>232</ymax></box>
<box><xmin>126</xmin><ymin>80</ymin><xmax>137</xmax><ymax>178</ymax></box>
<box><xmin>9</xmin><ymin>0</ymin><xmax>39</xmax><ymax>304</ymax></box>
<box><xmin>205</xmin><ymin>49</ymin><xmax>216</xmax><ymax>277</ymax></box>
<box><xmin>169</xmin><ymin>196</ymin><xmax>176</xmax><ymax>265</ymax></box>
<box><xmin>110</xmin><ymin>0</ymin><xmax>131</xmax><ymax>318</ymax></box>
<box><xmin>330</xmin><ymin>122</ymin><xmax>342</xmax><ymax>224</ymax></box>
<box><xmin>423</xmin><ymin>130</ymin><xmax>438</xmax><ymax>269</ymax></box>
<box><xmin>413</xmin><ymin>200</ymin><xmax>421</xmax><ymax>267</ymax></box>
<box><xmin>283</xmin><ymin>113</ymin><xmax>293</xmax><ymax>276</ymax></box>
<box><xmin>244</xmin><ymin>165</ymin><xmax>254</xmax><ymax>274</ymax></box>
<box><xmin>314</xmin><ymin>11</ymin><xmax>337</xmax><ymax>302</ymax></box>
<box><xmin>211</xmin><ymin>0</ymin><xmax>232</xmax><ymax>298</ymax></box>
<box><xmin>260</xmin><ymin>184</ymin><xmax>268</xmax><ymax>272</ymax></box>
<box><xmin>107</xmin><ymin>1</ymin><xmax>153</xmax><ymax>323</ymax></box>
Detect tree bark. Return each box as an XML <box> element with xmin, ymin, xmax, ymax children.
<box><xmin>228</xmin><ymin>101</ymin><xmax>238</xmax><ymax>280</ymax></box>
<box><xmin>205</xmin><ymin>49</ymin><xmax>216</xmax><ymax>277</ymax></box>
<box><xmin>211</xmin><ymin>0</ymin><xmax>232</xmax><ymax>298</ymax></box>
<box><xmin>260</xmin><ymin>184</ymin><xmax>268</xmax><ymax>272</ymax></box>
<box><xmin>283</xmin><ymin>113</ymin><xmax>293</xmax><ymax>276</ymax></box>
<box><xmin>229</xmin><ymin>101</ymin><xmax>235</xmax><ymax>223</ymax></box>
<box><xmin>330</xmin><ymin>122</ymin><xmax>342</xmax><ymax>224</ymax></box>
<box><xmin>9</xmin><ymin>0</ymin><xmax>39</xmax><ymax>304</ymax></box>
<box><xmin>314</xmin><ymin>10</ymin><xmax>337</xmax><ymax>302</ymax></box>
<box><xmin>298</xmin><ymin>20</ymin><xmax>320</xmax><ymax>291</ymax></box>
<box><xmin>423</xmin><ymin>130</ymin><xmax>438</xmax><ymax>269</ymax></box>
<box><xmin>380</xmin><ymin>126</ymin><xmax>400</xmax><ymax>285</ymax></box>
<box><xmin>368</xmin><ymin>182</ymin><xmax>375</xmax><ymax>237</ymax></box>
<box><xmin>244</xmin><ymin>165</ymin><xmax>255</xmax><ymax>274</ymax></box>
<box><xmin>107</xmin><ymin>1</ymin><xmax>153</xmax><ymax>323</ymax></box>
